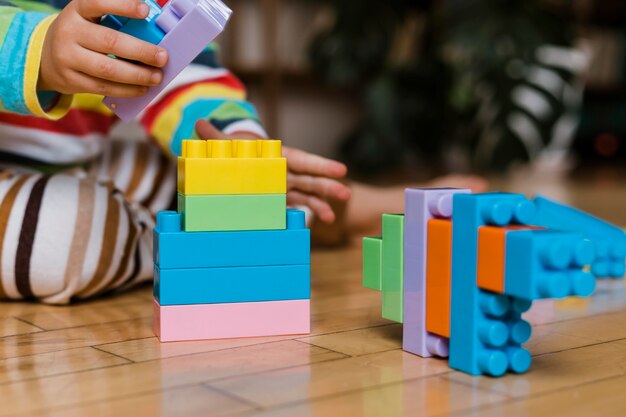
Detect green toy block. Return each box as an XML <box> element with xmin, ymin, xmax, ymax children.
<box><xmin>382</xmin><ymin>214</ymin><xmax>404</xmax><ymax>323</ymax></box>
<box><xmin>178</xmin><ymin>193</ymin><xmax>286</xmax><ymax>232</ymax></box>
<box><xmin>363</xmin><ymin>236</ymin><xmax>383</xmax><ymax>290</ymax></box>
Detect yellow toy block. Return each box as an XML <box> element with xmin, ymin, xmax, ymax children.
<box><xmin>178</xmin><ymin>139</ymin><xmax>287</xmax><ymax>195</ymax></box>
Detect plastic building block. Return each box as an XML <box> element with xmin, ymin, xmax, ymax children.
<box><xmin>178</xmin><ymin>193</ymin><xmax>286</xmax><ymax>232</ymax></box>
<box><xmin>363</xmin><ymin>188</ymin><xmax>610</xmax><ymax>377</ymax></box>
<box><xmin>155</xmin><ymin>264</ymin><xmax>310</xmax><ymax>305</ymax></box>
<box><xmin>534</xmin><ymin>195</ymin><xmax>626</xmax><ymax>278</ymax></box>
<box><xmin>504</xmin><ymin>229</ymin><xmax>596</xmax><ymax>300</ymax></box>
<box><xmin>382</xmin><ymin>214</ymin><xmax>404</xmax><ymax>323</ymax></box>
<box><xmin>155</xmin><ymin>209</ymin><xmax>309</xmax><ymax>269</ymax></box>
<box><xmin>101</xmin><ymin>0</ymin><xmax>166</xmax><ymax>45</ymax></box>
<box><xmin>178</xmin><ymin>140</ymin><xmax>287</xmax><ymax>195</ymax></box>
<box><xmin>103</xmin><ymin>0</ymin><xmax>232</xmax><ymax>121</ymax></box>
<box><xmin>363</xmin><ymin>237</ymin><xmax>383</xmax><ymax>291</ymax></box>
<box><xmin>154</xmin><ymin>299</ymin><xmax>310</xmax><ymax>342</ymax></box>
<box><xmin>450</xmin><ymin>192</ymin><xmax>537</xmax><ymax>377</ymax></box>
<box><xmin>477</xmin><ymin>226</ymin><xmax>507</xmax><ymax>294</ymax></box>
<box><xmin>403</xmin><ymin>188</ymin><xmax>469</xmax><ymax>358</ymax></box>
<box><xmin>476</xmin><ymin>225</ymin><xmax>537</xmax><ymax>293</ymax></box>
<box><xmin>425</xmin><ymin>218</ymin><xmax>452</xmax><ymax>338</ymax></box>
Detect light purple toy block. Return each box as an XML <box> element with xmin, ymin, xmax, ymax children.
<box><xmin>403</xmin><ymin>188</ymin><xmax>471</xmax><ymax>358</ymax></box>
<box><xmin>103</xmin><ymin>0</ymin><xmax>232</xmax><ymax>122</ymax></box>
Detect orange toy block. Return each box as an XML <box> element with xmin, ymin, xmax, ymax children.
<box><xmin>426</xmin><ymin>219</ymin><xmax>453</xmax><ymax>338</ymax></box>
<box><xmin>477</xmin><ymin>225</ymin><xmax>542</xmax><ymax>294</ymax></box>
<box><xmin>477</xmin><ymin>226</ymin><xmax>508</xmax><ymax>294</ymax></box>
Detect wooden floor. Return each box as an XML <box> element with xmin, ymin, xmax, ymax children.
<box><xmin>1</xmin><ymin>172</ymin><xmax>626</xmax><ymax>417</ymax></box>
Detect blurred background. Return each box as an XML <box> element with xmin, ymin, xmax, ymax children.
<box><xmin>217</xmin><ymin>0</ymin><xmax>626</xmax><ymax>183</ymax></box>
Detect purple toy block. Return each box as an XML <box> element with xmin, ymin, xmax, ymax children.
<box><xmin>403</xmin><ymin>188</ymin><xmax>470</xmax><ymax>358</ymax></box>
<box><xmin>103</xmin><ymin>0</ymin><xmax>232</xmax><ymax>121</ymax></box>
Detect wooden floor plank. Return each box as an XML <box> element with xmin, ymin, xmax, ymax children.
<box><xmin>17</xmin><ymin>301</ymin><xmax>151</xmax><ymax>330</ymax></box>
<box><xmin>0</xmin><ymin>318</ymin><xmax>154</xmax><ymax>360</ymax></box>
<box><xmin>0</xmin><ymin>317</ymin><xmax>43</xmax><ymax>337</ymax></box>
<box><xmin>96</xmin><ymin>334</ymin><xmax>298</xmax><ymax>362</ymax></box>
<box><xmin>0</xmin><ymin>347</ymin><xmax>130</xmax><ymax>384</ymax></box>
<box><xmin>0</xmin><ymin>340</ymin><xmax>342</xmax><ymax>416</ymax></box>
<box><xmin>298</xmin><ymin>324</ymin><xmax>402</xmax><ymax>356</ymax></box>
<box><xmin>229</xmin><ymin>375</ymin><xmax>507</xmax><ymax>417</ymax></box>
<box><xmin>209</xmin><ymin>350</ymin><xmax>451</xmax><ymax>408</ymax></box>
<box><xmin>456</xmin><ymin>374</ymin><xmax>626</xmax><ymax>417</ymax></box>
<box><xmin>24</xmin><ymin>385</ymin><xmax>256</xmax><ymax>417</ymax></box>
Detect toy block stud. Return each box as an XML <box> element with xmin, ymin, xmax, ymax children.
<box><xmin>156</xmin><ymin>210</ymin><xmax>182</xmax><ymax>233</ymax></box>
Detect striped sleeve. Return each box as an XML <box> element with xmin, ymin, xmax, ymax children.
<box><xmin>0</xmin><ymin>2</ymin><xmax>72</xmax><ymax>118</ymax></box>
<box><xmin>139</xmin><ymin>46</ymin><xmax>267</xmax><ymax>157</ymax></box>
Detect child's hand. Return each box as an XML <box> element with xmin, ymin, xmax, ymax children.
<box><xmin>38</xmin><ymin>0</ymin><xmax>168</xmax><ymax>97</ymax></box>
<box><xmin>196</xmin><ymin>119</ymin><xmax>352</xmax><ymax>223</ymax></box>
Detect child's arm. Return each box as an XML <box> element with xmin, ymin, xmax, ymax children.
<box><xmin>0</xmin><ymin>0</ymin><xmax>167</xmax><ymax>119</ymax></box>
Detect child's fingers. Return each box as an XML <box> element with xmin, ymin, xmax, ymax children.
<box><xmin>287</xmin><ymin>173</ymin><xmax>351</xmax><ymax>201</ymax></box>
<box><xmin>70</xmin><ymin>71</ymin><xmax>149</xmax><ymax>97</ymax></box>
<box><xmin>195</xmin><ymin>119</ymin><xmax>229</xmax><ymax>140</ymax></box>
<box><xmin>283</xmin><ymin>146</ymin><xmax>348</xmax><ymax>178</ymax></box>
<box><xmin>76</xmin><ymin>50</ymin><xmax>162</xmax><ymax>87</ymax></box>
<box><xmin>288</xmin><ymin>191</ymin><xmax>336</xmax><ymax>224</ymax></box>
<box><xmin>82</xmin><ymin>27</ymin><xmax>168</xmax><ymax>68</ymax></box>
<box><xmin>75</xmin><ymin>0</ymin><xmax>149</xmax><ymax>21</ymax></box>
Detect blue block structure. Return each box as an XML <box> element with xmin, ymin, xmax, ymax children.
<box><xmin>450</xmin><ymin>192</ymin><xmax>537</xmax><ymax>377</ymax></box>
<box><xmin>155</xmin><ymin>209</ymin><xmax>310</xmax><ymax>269</ymax></box>
<box><xmin>505</xmin><ymin>229</ymin><xmax>596</xmax><ymax>300</ymax></box>
<box><xmin>534</xmin><ymin>196</ymin><xmax>626</xmax><ymax>278</ymax></box>
<box><xmin>364</xmin><ymin>188</ymin><xmax>624</xmax><ymax>378</ymax></box>
<box><xmin>155</xmin><ymin>264</ymin><xmax>310</xmax><ymax>305</ymax></box>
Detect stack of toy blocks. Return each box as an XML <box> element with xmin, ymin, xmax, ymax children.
<box><xmin>363</xmin><ymin>188</ymin><xmax>626</xmax><ymax>377</ymax></box>
<box><xmin>153</xmin><ymin>139</ymin><xmax>311</xmax><ymax>342</ymax></box>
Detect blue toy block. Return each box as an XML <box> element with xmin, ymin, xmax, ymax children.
<box><xmin>154</xmin><ymin>264</ymin><xmax>310</xmax><ymax>306</ymax></box>
<box><xmin>505</xmin><ymin>229</ymin><xmax>596</xmax><ymax>300</ymax></box>
<box><xmin>100</xmin><ymin>15</ymin><xmax>128</xmax><ymax>31</ymax></box>
<box><xmin>450</xmin><ymin>192</ymin><xmax>537</xmax><ymax>377</ymax></box>
<box><xmin>154</xmin><ymin>209</ymin><xmax>310</xmax><ymax>269</ymax></box>
<box><xmin>534</xmin><ymin>195</ymin><xmax>626</xmax><ymax>278</ymax></box>
<box><xmin>102</xmin><ymin>0</ymin><xmax>166</xmax><ymax>45</ymax></box>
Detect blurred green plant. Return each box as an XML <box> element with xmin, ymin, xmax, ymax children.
<box><xmin>309</xmin><ymin>0</ymin><xmax>583</xmax><ymax>175</ymax></box>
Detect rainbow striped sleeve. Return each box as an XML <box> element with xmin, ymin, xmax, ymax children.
<box><xmin>140</xmin><ymin>47</ymin><xmax>267</xmax><ymax>157</ymax></box>
<box><xmin>0</xmin><ymin>1</ymin><xmax>72</xmax><ymax>118</ymax></box>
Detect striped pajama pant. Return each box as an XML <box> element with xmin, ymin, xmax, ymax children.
<box><xmin>0</xmin><ymin>139</ymin><xmax>176</xmax><ymax>304</ymax></box>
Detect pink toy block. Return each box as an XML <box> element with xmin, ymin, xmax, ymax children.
<box><xmin>103</xmin><ymin>0</ymin><xmax>232</xmax><ymax>121</ymax></box>
<box><xmin>403</xmin><ymin>188</ymin><xmax>470</xmax><ymax>357</ymax></box>
<box><xmin>154</xmin><ymin>299</ymin><xmax>310</xmax><ymax>342</ymax></box>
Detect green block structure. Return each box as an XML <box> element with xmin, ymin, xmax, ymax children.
<box><xmin>363</xmin><ymin>237</ymin><xmax>382</xmax><ymax>290</ymax></box>
<box><xmin>382</xmin><ymin>214</ymin><xmax>404</xmax><ymax>323</ymax></box>
<box><xmin>178</xmin><ymin>194</ymin><xmax>287</xmax><ymax>232</ymax></box>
